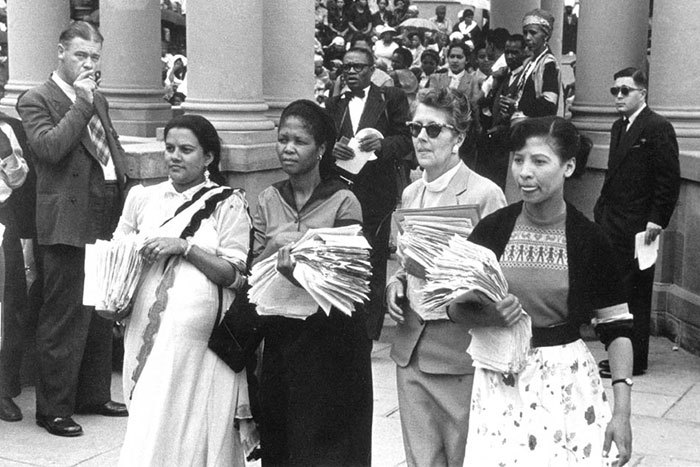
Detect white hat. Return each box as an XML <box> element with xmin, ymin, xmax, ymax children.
<box><xmin>377</xmin><ymin>25</ymin><xmax>397</xmax><ymax>36</ymax></box>
<box><xmin>449</xmin><ymin>31</ymin><xmax>464</xmax><ymax>42</ymax></box>
<box><xmin>331</xmin><ymin>36</ymin><xmax>346</xmax><ymax>47</ymax></box>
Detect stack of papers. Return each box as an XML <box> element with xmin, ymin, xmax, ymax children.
<box><xmin>83</xmin><ymin>234</ymin><xmax>145</xmax><ymax>320</ymax></box>
<box><xmin>421</xmin><ymin>235</ymin><xmax>532</xmax><ymax>373</ymax></box>
<box><xmin>395</xmin><ymin>204</ymin><xmax>480</xmax><ymax>281</ymax></box>
<box><xmin>249</xmin><ymin>225</ymin><xmax>372</xmax><ymax>319</ymax></box>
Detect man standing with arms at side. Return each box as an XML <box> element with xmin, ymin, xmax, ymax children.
<box><xmin>594</xmin><ymin>67</ymin><xmax>681</xmax><ymax>378</ymax></box>
<box><xmin>17</xmin><ymin>21</ymin><xmax>128</xmax><ymax>437</ymax></box>
<box><xmin>325</xmin><ymin>47</ymin><xmax>412</xmax><ymax>341</ymax></box>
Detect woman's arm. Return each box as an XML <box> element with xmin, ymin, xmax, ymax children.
<box><xmin>603</xmin><ymin>336</ymin><xmax>633</xmax><ymax>466</ymax></box>
<box><xmin>447</xmin><ymin>293</ymin><xmax>522</xmax><ymax>328</ymax></box>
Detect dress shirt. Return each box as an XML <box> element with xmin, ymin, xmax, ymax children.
<box><xmin>448</xmin><ymin>70</ymin><xmax>466</xmax><ymax>90</ymax></box>
<box><xmin>348</xmin><ymin>85</ymin><xmax>371</xmax><ymax>135</ymax></box>
<box><xmin>625</xmin><ymin>103</ymin><xmax>646</xmax><ymax>131</ymax></box>
<box><xmin>419</xmin><ymin>161</ymin><xmax>462</xmax><ymax>207</ymax></box>
<box><xmin>51</xmin><ymin>72</ymin><xmax>116</xmax><ymax>180</ymax></box>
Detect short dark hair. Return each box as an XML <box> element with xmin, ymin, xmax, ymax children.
<box><xmin>488</xmin><ymin>28</ymin><xmax>511</xmax><ymax>50</ymax></box>
<box><xmin>350</xmin><ymin>34</ymin><xmax>373</xmax><ymax>49</ymax></box>
<box><xmin>447</xmin><ymin>41</ymin><xmax>471</xmax><ymax>57</ymax></box>
<box><xmin>392</xmin><ymin>47</ymin><xmax>413</xmax><ymax>69</ymax></box>
<box><xmin>462</xmin><ymin>9</ymin><xmax>474</xmax><ymax>19</ymax></box>
<box><xmin>344</xmin><ymin>47</ymin><xmax>375</xmax><ymax>66</ymax></box>
<box><xmin>59</xmin><ymin>21</ymin><xmax>103</xmax><ymax>46</ymax></box>
<box><xmin>413</xmin><ymin>87</ymin><xmax>472</xmax><ymax>134</ymax></box>
<box><xmin>509</xmin><ymin>116</ymin><xmax>592</xmax><ymax>179</ymax></box>
<box><xmin>164</xmin><ymin>114</ymin><xmax>226</xmax><ymax>185</ymax></box>
<box><xmin>613</xmin><ymin>67</ymin><xmax>648</xmax><ymax>90</ymax></box>
<box><xmin>280</xmin><ymin>99</ymin><xmax>337</xmax><ymax>164</ymax></box>
<box><xmin>507</xmin><ymin>34</ymin><xmax>526</xmax><ymax>49</ymax></box>
<box><xmin>420</xmin><ymin>49</ymin><xmax>440</xmax><ymax>63</ymax></box>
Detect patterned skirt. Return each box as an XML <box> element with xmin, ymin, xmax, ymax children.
<box><xmin>463</xmin><ymin>339</ymin><xmax>619</xmax><ymax>466</ymax></box>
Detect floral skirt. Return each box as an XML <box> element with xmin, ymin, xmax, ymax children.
<box><xmin>464</xmin><ymin>339</ymin><xmax>618</xmax><ymax>466</ymax></box>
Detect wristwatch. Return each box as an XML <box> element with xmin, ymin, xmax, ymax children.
<box><xmin>612</xmin><ymin>377</ymin><xmax>633</xmax><ymax>387</ymax></box>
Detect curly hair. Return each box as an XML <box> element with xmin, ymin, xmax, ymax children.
<box><xmin>412</xmin><ymin>87</ymin><xmax>472</xmax><ymax>134</ymax></box>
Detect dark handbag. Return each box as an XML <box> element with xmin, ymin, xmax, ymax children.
<box><xmin>207</xmin><ymin>222</ymin><xmax>261</xmax><ymax>373</ymax></box>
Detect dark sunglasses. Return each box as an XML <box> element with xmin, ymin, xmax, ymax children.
<box><xmin>406</xmin><ymin>121</ymin><xmax>456</xmax><ymax>138</ymax></box>
<box><xmin>342</xmin><ymin>63</ymin><xmax>370</xmax><ymax>73</ymax></box>
<box><xmin>610</xmin><ymin>86</ymin><xmax>642</xmax><ymax>97</ymax></box>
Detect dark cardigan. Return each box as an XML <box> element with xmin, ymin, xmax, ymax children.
<box><xmin>469</xmin><ymin>201</ymin><xmax>633</xmax><ymax>346</ymax></box>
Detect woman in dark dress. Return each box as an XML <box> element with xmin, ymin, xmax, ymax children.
<box><xmin>253</xmin><ymin>100</ymin><xmax>373</xmax><ymax>467</ymax></box>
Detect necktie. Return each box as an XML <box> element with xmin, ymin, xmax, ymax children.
<box><xmin>344</xmin><ymin>89</ymin><xmax>365</xmax><ymax>100</ymax></box>
<box><xmin>622</xmin><ymin>117</ymin><xmax>630</xmax><ymax>132</ymax></box>
<box><xmin>88</xmin><ymin>114</ymin><xmax>111</xmax><ymax>165</ymax></box>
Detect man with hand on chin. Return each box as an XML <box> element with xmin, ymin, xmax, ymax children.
<box><xmin>325</xmin><ymin>47</ymin><xmax>412</xmax><ymax>341</ymax></box>
<box><xmin>594</xmin><ymin>67</ymin><xmax>681</xmax><ymax>378</ymax></box>
<box><xmin>17</xmin><ymin>21</ymin><xmax>128</xmax><ymax>437</ymax></box>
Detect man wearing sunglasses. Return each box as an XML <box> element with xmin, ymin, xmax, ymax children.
<box><xmin>325</xmin><ymin>47</ymin><xmax>412</xmax><ymax>341</ymax></box>
<box><xmin>594</xmin><ymin>67</ymin><xmax>681</xmax><ymax>378</ymax></box>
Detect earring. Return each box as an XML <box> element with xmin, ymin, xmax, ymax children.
<box><xmin>204</xmin><ymin>168</ymin><xmax>210</xmax><ymax>181</ymax></box>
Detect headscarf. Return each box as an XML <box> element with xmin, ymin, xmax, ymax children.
<box><xmin>522</xmin><ymin>8</ymin><xmax>554</xmax><ymax>39</ymax></box>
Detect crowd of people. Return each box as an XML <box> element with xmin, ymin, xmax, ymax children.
<box><xmin>0</xmin><ymin>2</ymin><xmax>682</xmax><ymax>466</ymax></box>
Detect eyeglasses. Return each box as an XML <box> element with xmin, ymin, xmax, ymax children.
<box><xmin>610</xmin><ymin>86</ymin><xmax>642</xmax><ymax>97</ymax></box>
<box><xmin>342</xmin><ymin>63</ymin><xmax>371</xmax><ymax>73</ymax></box>
<box><xmin>406</xmin><ymin>121</ymin><xmax>456</xmax><ymax>138</ymax></box>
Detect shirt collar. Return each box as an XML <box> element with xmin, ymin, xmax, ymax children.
<box><xmin>626</xmin><ymin>103</ymin><xmax>646</xmax><ymax>126</ymax></box>
<box><xmin>164</xmin><ymin>179</ymin><xmax>215</xmax><ymax>200</ymax></box>
<box><xmin>51</xmin><ymin>71</ymin><xmax>76</xmax><ymax>103</ymax></box>
<box><xmin>421</xmin><ymin>161</ymin><xmax>461</xmax><ymax>193</ymax></box>
<box><xmin>448</xmin><ymin>70</ymin><xmax>465</xmax><ymax>80</ymax></box>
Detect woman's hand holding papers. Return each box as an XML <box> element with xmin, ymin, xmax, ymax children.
<box><xmin>386</xmin><ymin>279</ymin><xmax>407</xmax><ymax>324</ymax></box>
<box><xmin>276</xmin><ymin>243</ymin><xmax>302</xmax><ymax>287</ymax></box>
<box><xmin>448</xmin><ymin>292</ymin><xmax>523</xmax><ymax>328</ymax></box>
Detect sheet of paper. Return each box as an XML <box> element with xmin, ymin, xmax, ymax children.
<box><xmin>335</xmin><ymin>128</ymin><xmax>381</xmax><ymax>175</ymax></box>
<box><xmin>635</xmin><ymin>231</ymin><xmax>659</xmax><ymax>270</ymax></box>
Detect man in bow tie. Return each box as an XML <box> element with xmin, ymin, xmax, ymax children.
<box><xmin>17</xmin><ymin>21</ymin><xmax>129</xmax><ymax>437</ymax></box>
<box><xmin>325</xmin><ymin>47</ymin><xmax>412</xmax><ymax>341</ymax></box>
<box><xmin>594</xmin><ymin>67</ymin><xmax>681</xmax><ymax>378</ymax></box>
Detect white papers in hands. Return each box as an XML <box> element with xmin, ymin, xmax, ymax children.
<box><xmin>336</xmin><ymin>128</ymin><xmax>382</xmax><ymax>175</ymax></box>
<box><xmin>421</xmin><ymin>235</ymin><xmax>531</xmax><ymax>373</ymax></box>
<box><xmin>83</xmin><ymin>234</ymin><xmax>145</xmax><ymax>320</ymax></box>
<box><xmin>635</xmin><ymin>231</ymin><xmax>659</xmax><ymax>270</ymax></box>
<box><xmin>248</xmin><ymin>224</ymin><xmax>372</xmax><ymax>319</ymax></box>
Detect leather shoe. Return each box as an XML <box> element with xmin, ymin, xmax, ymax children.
<box><xmin>0</xmin><ymin>397</ymin><xmax>22</xmax><ymax>422</ymax></box>
<box><xmin>36</xmin><ymin>415</ymin><xmax>83</xmax><ymax>437</ymax></box>
<box><xmin>598</xmin><ymin>359</ymin><xmax>610</xmax><ymax>371</ymax></box>
<box><xmin>76</xmin><ymin>400</ymin><xmax>128</xmax><ymax>417</ymax></box>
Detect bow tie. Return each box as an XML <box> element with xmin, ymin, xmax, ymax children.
<box><xmin>344</xmin><ymin>89</ymin><xmax>365</xmax><ymax>99</ymax></box>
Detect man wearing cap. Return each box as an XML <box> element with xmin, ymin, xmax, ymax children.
<box><xmin>594</xmin><ymin>67</ymin><xmax>681</xmax><ymax>378</ymax></box>
<box><xmin>430</xmin><ymin>5</ymin><xmax>453</xmax><ymax>37</ymax></box>
<box><xmin>325</xmin><ymin>47</ymin><xmax>412</xmax><ymax>341</ymax></box>
<box><xmin>502</xmin><ymin>8</ymin><xmax>560</xmax><ymax>121</ymax></box>
<box><xmin>17</xmin><ymin>21</ymin><xmax>128</xmax><ymax>437</ymax></box>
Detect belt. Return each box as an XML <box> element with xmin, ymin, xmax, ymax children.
<box><xmin>531</xmin><ymin>322</ymin><xmax>580</xmax><ymax>348</ymax></box>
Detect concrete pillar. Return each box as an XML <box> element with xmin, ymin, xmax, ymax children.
<box><xmin>99</xmin><ymin>0</ymin><xmax>172</xmax><ymax>137</ymax></box>
<box><xmin>262</xmin><ymin>1</ymin><xmax>315</xmax><ymax>123</ymax></box>
<box><xmin>182</xmin><ymin>0</ymin><xmax>281</xmax><ymax>206</ymax></box>
<box><xmin>0</xmin><ymin>1</ymin><xmax>70</xmax><ymax>117</ymax></box>
<box><xmin>567</xmin><ymin>0</ymin><xmax>649</xmax><ymax>214</ymax></box>
<box><xmin>540</xmin><ymin>0</ymin><xmax>564</xmax><ymax>62</ymax></box>
<box><xmin>648</xmin><ymin>0</ymin><xmax>700</xmax><ymax>152</ymax></box>
<box><xmin>489</xmin><ymin>0</ymin><xmax>539</xmax><ymax>36</ymax></box>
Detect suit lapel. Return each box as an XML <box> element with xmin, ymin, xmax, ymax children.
<box><xmin>334</xmin><ymin>95</ymin><xmax>353</xmax><ymax>138</ymax></box>
<box><xmin>357</xmin><ymin>85</ymin><xmax>385</xmax><ymax>132</ymax></box>
<box><xmin>46</xmin><ymin>79</ymin><xmax>75</xmax><ymax>119</ymax></box>
<box><xmin>605</xmin><ymin>107</ymin><xmax>650</xmax><ymax>182</ymax></box>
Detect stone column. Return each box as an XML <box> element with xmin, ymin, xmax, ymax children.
<box><xmin>489</xmin><ymin>0</ymin><xmax>539</xmax><ymax>35</ymax></box>
<box><xmin>0</xmin><ymin>1</ymin><xmax>70</xmax><ymax>116</ymax></box>
<box><xmin>567</xmin><ymin>0</ymin><xmax>649</xmax><ymax>214</ymax></box>
<box><xmin>99</xmin><ymin>0</ymin><xmax>172</xmax><ymax>137</ymax></box>
<box><xmin>540</xmin><ymin>0</ymin><xmax>564</xmax><ymax>61</ymax></box>
<box><xmin>182</xmin><ymin>0</ymin><xmax>281</xmax><ymax>205</ymax></box>
<box><xmin>262</xmin><ymin>1</ymin><xmax>315</xmax><ymax>123</ymax></box>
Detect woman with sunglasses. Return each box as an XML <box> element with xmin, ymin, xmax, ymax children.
<box><xmin>386</xmin><ymin>87</ymin><xmax>505</xmax><ymax>466</ymax></box>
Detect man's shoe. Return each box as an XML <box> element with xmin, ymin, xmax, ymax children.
<box><xmin>0</xmin><ymin>397</ymin><xmax>22</xmax><ymax>422</ymax></box>
<box><xmin>36</xmin><ymin>415</ymin><xmax>83</xmax><ymax>437</ymax></box>
<box><xmin>76</xmin><ymin>400</ymin><xmax>128</xmax><ymax>417</ymax></box>
<box><xmin>598</xmin><ymin>359</ymin><xmax>610</xmax><ymax>371</ymax></box>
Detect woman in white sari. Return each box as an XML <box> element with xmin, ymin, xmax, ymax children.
<box><xmin>114</xmin><ymin>114</ymin><xmax>254</xmax><ymax>466</ymax></box>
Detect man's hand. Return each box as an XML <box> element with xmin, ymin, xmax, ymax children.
<box><xmin>386</xmin><ymin>280</ymin><xmax>407</xmax><ymax>324</ymax></box>
<box><xmin>73</xmin><ymin>69</ymin><xmax>99</xmax><ymax>104</ymax></box>
<box><xmin>644</xmin><ymin>222</ymin><xmax>662</xmax><ymax>245</ymax></box>
<box><xmin>359</xmin><ymin>134</ymin><xmax>382</xmax><ymax>153</ymax></box>
<box><xmin>333</xmin><ymin>140</ymin><xmax>355</xmax><ymax>161</ymax></box>
<box><xmin>498</xmin><ymin>96</ymin><xmax>516</xmax><ymax>118</ymax></box>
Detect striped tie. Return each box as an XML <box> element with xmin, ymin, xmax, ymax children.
<box><xmin>88</xmin><ymin>114</ymin><xmax>111</xmax><ymax>165</ymax></box>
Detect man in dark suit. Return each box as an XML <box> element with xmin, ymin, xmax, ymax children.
<box><xmin>594</xmin><ymin>67</ymin><xmax>681</xmax><ymax>377</ymax></box>
<box><xmin>325</xmin><ymin>47</ymin><xmax>412</xmax><ymax>340</ymax></box>
<box><xmin>0</xmin><ymin>112</ymin><xmax>36</xmax><ymax>423</ymax></box>
<box><xmin>17</xmin><ymin>21</ymin><xmax>128</xmax><ymax>437</ymax></box>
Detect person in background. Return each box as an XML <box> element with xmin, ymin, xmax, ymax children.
<box><xmin>453</xmin><ymin>9</ymin><xmax>481</xmax><ymax>51</ymax></box>
<box><xmin>390</xmin><ymin>0</ymin><xmax>411</xmax><ymax>27</ymax></box>
<box><xmin>562</xmin><ymin>5</ymin><xmax>578</xmax><ymax>54</ymax></box>
<box><xmin>373</xmin><ymin>25</ymin><xmax>400</xmax><ymax>71</ymax></box>
<box><xmin>17</xmin><ymin>21</ymin><xmax>128</xmax><ymax>437</ymax></box>
<box><xmin>594</xmin><ymin>67</ymin><xmax>681</xmax><ymax>378</ymax></box>
<box><xmin>414</xmin><ymin>49</ymin><xmax>440</xmax><ymax>89</ymax></box>
<box><xmin>387</xmin><ymin>87</ymin><xmax>505</xmax><ymax>467</ymax></box>
<box><xmin>0</xmin><ymin>112</ymin><xmax>35</xmax><ymax>424</ymax></box>
<box><xmin>371</xmin><ymin>0</ymin><xmax>394</xmax><ymax>34</ymax></box>
<box><xmin>328</xmin><ymin>0</ymin><xmax>350</xmax><ymax>39</ymax></box>
<box><xmin>406</xmin><ymin>31</ymin><xmax>425</xmax><ymax>69</ymax></box>
<box><xmin>115</xmin><ymin>114</ymin><xmax>255</xmax><ymax>466</ymax></box>
<box><xmin>503</xmin><ymin>8</ymin><xmax>560</xmax><ymax>121</ymax></box>
<box><xmin>254</xmin><ymin>100</ymin><xmax>372</xmax><ymax>466</ymax></box>
<box><xmin>430</xmin><ymin>5</ymin><xmax>453</xmax><ymax>37</ymax></box>
<box><xmin>429</xmin><ymin>41</ymin><xmax>473</xmax><ymax>94</ymax></box>
<box><xmin>348</xmin><ymin>0</ymin><xmax>373</xmax><ymax>42</ymax></box>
